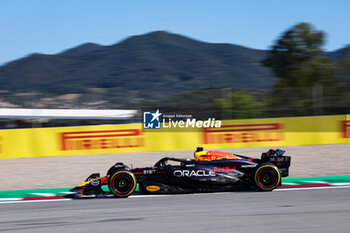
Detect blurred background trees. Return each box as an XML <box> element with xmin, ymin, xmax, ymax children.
<box><xmin>0</xmin><ymin>23</ymin><xmax>349</xmax><ymax>126</ymax></box>
<box><xmin>262</xmin><ymin>23</ymin><xmax>340</xmax><ymax>116</ymax></box>
<box><xmin>214</xmin><ymin>92</ymin><xmax>266</xmax><ymax>119</ymax></box>
<box><xmin>338</xmin><ymin>45</ymin><xmax>350</xmax><ymax>81</ymax></box>
<box><xmin>214</xmin><ymin>23</ymin><xmax>350</xmax><ymax>119</ymax></box>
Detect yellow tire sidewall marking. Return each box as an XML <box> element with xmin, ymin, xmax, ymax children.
<box><xmin>109</xmin><ymin>170</ymin><xmax>137</xmax><ymax>197</ymax></box>
<box><xmin>254</xmin><ymin>164</ymin><xmax>281</xmax><ymax>191</ymax></box>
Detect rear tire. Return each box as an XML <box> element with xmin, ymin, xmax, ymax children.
<box><xmin>253</xmin><ymin>163</ymin><xmax>281</xmax><ymax>191</ymax></box>
<box><xmin>108</xmin><ymin>170</ymin><xmax>136</xmax><ymax>198</ymax></box>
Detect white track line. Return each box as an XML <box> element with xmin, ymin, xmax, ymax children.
<box><xmin>331</xmin><ymin>182</ymin><xmax>350</xmax><ymax>186</ymax></box>
<box><xmin>298</xmin><ymin>180</ymin><xmax>328</xmax><ymax>184</ymax></box>
<box><xmin>130</xmin><ymin>194</ymin><xmax>173</xmax><ymax>198</ymax></box>
<box><xmin>59</xmin><ymin>192</ymin><xmax>77</xmax><ymax>194</ymax></box>
<box><xmin>0</xmin><ymin>198</ymin><xmax>21</xmax><ymax>202</ymax></box>
<box><xmin>276</xmin><ymin>185</ymin><xmax>350</xmax><ymax>192</ymax></box>
<box><xmin>0</xmin><ymin>199</ymin><xmax>72</xmax><ymax>204</ymax></box>
<box><xmin>29</xmin><ymin>193</ymin><xmax>56</xmax><ymax>197</ymax></box>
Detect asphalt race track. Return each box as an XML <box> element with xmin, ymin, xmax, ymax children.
<box><xmin>1</xmin><ymin>188</ymin><xmax>350</xmax><ymax>233</ymax></box>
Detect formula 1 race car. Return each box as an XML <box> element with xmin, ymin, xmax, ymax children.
<box><xmin>71</xmin><ymin>147</ymin><xmax>291</xmax><ymax>198</ymax></box>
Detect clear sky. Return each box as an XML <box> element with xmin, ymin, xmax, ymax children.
<box><xmin>0</xmin><ymin>0</ymin><xmax>349</xmax><ymax>65</ymax></box>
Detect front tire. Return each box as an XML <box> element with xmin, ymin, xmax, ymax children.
<box><xmin>108</xmin><ymin>170</ymin><xmax>136</xmax><ymax>198</ymax></box>
<box><xmin>253</xmin><ymin>163</ymin><xmax>281</xmax><ymax>191</ymax></box>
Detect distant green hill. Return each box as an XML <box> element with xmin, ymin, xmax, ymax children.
<box><xmin>0</xmin><ymin>31</ymin><xmax>347</xmax><ymax>106</ymax></box>
<box><xmin>0</xmin><ymin>31</ymin><xmax>275</xmax><ymax>102</ymax></box>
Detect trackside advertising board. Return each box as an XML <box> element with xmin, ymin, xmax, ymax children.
<box><xmin>0</xmin><ymin>115</ymin><xmax>350</xmax><ymax>159</ymax></box>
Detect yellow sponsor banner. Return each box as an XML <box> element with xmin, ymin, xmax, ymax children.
<box><xmin>0</xmin><ymin>124</ymin><xmax>143</xmax><ymax>158</ymax></box>
<box><xmin>0</xmin><ymin>115</ymin><xmax>350</xmax><ymax>159</ymax></box>
<box><xmin>0</xmin><ymin>124</ymin><xmax>201</xmax><ymax>158</ymax></box>
<box><xmin>201</xmin><ymin>115</ymin><xmax>350</xmax><ymax>149</ymax></box>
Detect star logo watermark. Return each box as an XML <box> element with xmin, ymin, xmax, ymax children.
<box><xmin>143</xmin><ymin>109</ymin><xmax>162</xmax><ymax>129</ymax></box>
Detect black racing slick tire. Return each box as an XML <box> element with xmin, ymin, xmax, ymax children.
<box><xmin>253</xmin><ymin>163</ymin><xmax>281</xmax><ymax>191</ymax></box>
<box><xmin>108</xmin><ymin>170</ymin><xmax>136</xmax><ymax>198</ymax></box>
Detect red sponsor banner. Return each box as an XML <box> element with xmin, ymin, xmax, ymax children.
<box><xmin>341</xmin><ymin>120</ymin><xmax>350</xmax><ymax>138</ymax></box>
<box><xmin>60</xmin><ymin>129</ymin><xmax>144</xmax><ymax>151</ymax></box>
<box><xmin>202</xmin><ymin>123</ymin><xmax>284</xmax><ymax>144</ymax></box>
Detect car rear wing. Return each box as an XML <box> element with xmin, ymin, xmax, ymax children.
<box><xmin>261</xmin><ymin>149</ymin><xmax>291</xmax><ymax>177</ymax></box>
